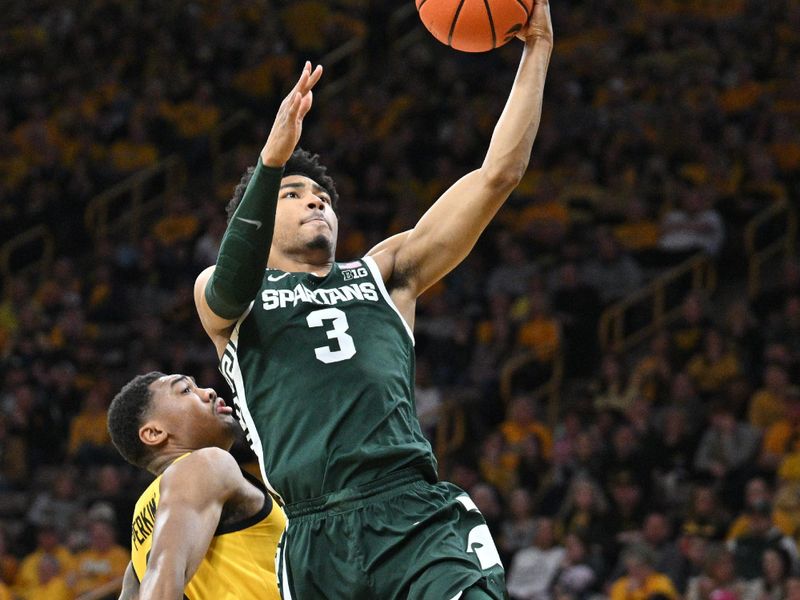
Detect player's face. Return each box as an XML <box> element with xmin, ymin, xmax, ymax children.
<box><xmin>272</xmin><ymin>175</ymin><xmax>338</xmax><ymax>259</ymax></box>
<box><xmin>150</xmin><ymin>374</ymin><xmax>239</xmax><ymax>450</ymax></box>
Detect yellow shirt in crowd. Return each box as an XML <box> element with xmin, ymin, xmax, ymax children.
<box><xmin>609</xmin><ymin>573</ymin><xmax>678</xmax><ymax>600</ymax></box>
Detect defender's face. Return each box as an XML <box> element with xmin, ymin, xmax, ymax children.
<box><xmin>149</xmin><ymin>374</ymin><xmax>238</xmax><ymax>450</ymax></box>
<box><xmin>272</xmin><ymin>175</ymin><xmax>338</xmax><ymax>258</ymax></box>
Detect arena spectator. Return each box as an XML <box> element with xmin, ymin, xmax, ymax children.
<box><xmin>581</xmin><ymin>228</ymin><xmax>644</xmax><ymax>306</ymax></box>
<box><xmin>500</xmin><ymin>397</ymin><xmax>554</xmax><ymax>465</ymax></box>
<box><xmin>24</xmin><ymin>553</ymin><xmax>73</xmax><ymax>600</ymax></box>
<box><xmin>629</xmin><ymin>330</ymin><xmax>673</xmax><ymax>406</ymax></box>
<box><xmin>640</xmin><ymin>512</ymin><xmax>685</xmax><ymax>585</ymax></box>
<box><xmin>684</xmin><ymin>545</ymin><xmax>752</xmax><ymax>600</ymax></box>
<box><xmin>514</xmin><ymin>291</ymin><xmax>563</xmax><ymax>390</ymax></box>
<box><xmin>0</xmin><ymin>528</ymin><xmax>17</xmax><ymax>588</ymax></box>
<box><xmin>749</xmin><ymin>363</ymin><xmax>793</xmax><ymax>431</ymax></box>
<box><xmin>487</xmin><ymin>235</ymin><xmax>540</xmax><ymax>299</ymax></box>
<box><xmin>604</xmin><ymin>469</ymin><xmax>647</xmax><ymax>565</ymax></box>
<box><xmin>552</xmin><ymin>532</ymin><xmax>600</xmax><ymax>600</ymax></box>
<box><xmin>694</xmin><ymin>401</ymin><xmax>760</xmax><ymax>488</ymax></box>
<box><xmin>592</xmin><ymin>355</ymin><xmax>638</xmax><ymax>414</ymax></box>
<box><xmin>557</xmin><ymin>475</ymin><xmax>609</xmax><ymax>552</ymax></box>
<box><xmin>726</xmin><ymin>477</ymin><xmax>784</xmax><ymax>541</ymax></box>
<box><xmin>72</xmin><ymin>518</ymin><xmax>127</xmax><ymax>596</ymax></box>
<box><xmin>670</xmin><ymin>525</ymin><xmax>713</xmax><ymax>594</ymax></box>
<box><xmin>608</xmin><ymin>543</ymin><xmax>678</xmax><ymax>600</ymax></box>
<box><xmin>499</xmin><ymin>487</ymin><xmax>538</xmax><ymax>564</ymax></box>
<box><xmin>469</xmin><ymin>482</ymin><xmax>504</xmax><ymax>540</ymax></box>
<box><xmin>507</xmin><ymin>517</ymin><xmax>565</xmax><ymax>600</ymax></box>
<box><xmin>686</xmin><ymin>328</ymin><xmax>743</xmax><ymax>397</ymax></box>
<box><xmin>761</xmin><ymin>387</ymin><xmax>800</xmax><ymax>472</ymax></box>
<box><xmin>721</xmin><ymin>301</ymin><xmax>763</xmax><ymax>382</ymax></box>
<box><xmin>749</xmin><ymin>547</ymin><xmax>794</xmax><ymax>600</ymax></box>
<box><xmin>647</xmin><ymin>406</ymin><xmax>698</xmax><ymax>506</ymax></box>
<box><xmin>26</xmin><ymin>470</ymin><xmax>82</xmax><ymax>538</ymax></box>
<box><xmin>670</xmin><ymin>293</ymin><xmax>715</xmax><ymax>368</ymax></box>
<box><xmin>612</xmin><ymin>199</ymin><xmax>661</xmax><ymax>262</ymax></box>
<box><xmin>67</xmin><ymin>386</ymin><xmax>113</xmax><ymax>465</ymax></box>
<box><xmin>728</xmin><ymin>500</ymin><xmax>798</xmax><ymax>581</ymax></box>
<box><xmin>550</xmin><ymin>262</ymin><xmax>602</xmax><ymax>376</ymax></box>
<box><xmin>13</xmin><ymin>525</ymin><xmax>75</xmax><ymax>600</ymax></box>
<box><xmin>657</xmin><ymin>186</ymin><xmax>725</xmax><ymax>260</ymax></box>
<box><xmin>754</xmin><ymin>260</ymin><xmax>800</xmax><ymax>321</ymax></box>
<box><xmin>680</xmin><ymin>484</ymin><xmax>730</xmax><ymax>543</ymax></box>
<box><xmin>82</xmin><ymin>465</ymin><xmax>137</xmax><ymax>547</ymax></box>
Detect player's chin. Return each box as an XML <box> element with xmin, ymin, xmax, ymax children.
<box><xmin>218</xmin><ymin>419</ymin><xmax>240</xmax><ymax>448</ymax></box>
<box><xmin>305</xmin><ymin>233</ymin><xmax>333</xmax><ymax>252</ymax></box>
<box><xmin>218</xmin><ymin>412</ymin><xmax>238</xmax><ymax>427</ymax></box>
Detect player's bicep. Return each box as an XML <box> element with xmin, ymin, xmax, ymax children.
<box><xmin>194</xmin><ymin>266</ymin><xmax>237</xmax><ymax>340</ymax></box>
<box><xmin>145</xmin><ymin>451</ymin><xmax>238</xmax><ymax>585</ymax></box>
<box><xmin>394</xmin><ymin>170</ymin><xmax>502</xmax><ymax>295</ymax></box>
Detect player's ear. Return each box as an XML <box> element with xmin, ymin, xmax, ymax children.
<box><xmin>139</xmin><ymin>420</ymin><xmax>168</xmax><ymax>448</ymax></box>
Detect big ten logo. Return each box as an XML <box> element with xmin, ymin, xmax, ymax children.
<box><xmin>342</xmin><ymin>267</ymin><xmax>368</xmax><ymax>281</ymax></box>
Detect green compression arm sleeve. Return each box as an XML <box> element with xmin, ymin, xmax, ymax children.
<box><xmin>205</xmin><ymin>160</ymin><xmax>284</xmax><ymax>319</ymax></box>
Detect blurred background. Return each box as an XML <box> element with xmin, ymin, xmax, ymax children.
<box><xmin>0</xmin><ymin>0</ymin><xmax>798</xmax><ymax>598</ymax></box>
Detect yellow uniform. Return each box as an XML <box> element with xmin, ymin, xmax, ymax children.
<box><xmin>131</xmin><ymin>456</ymin><xmax>285</xmax><ymax>599</ymax></box>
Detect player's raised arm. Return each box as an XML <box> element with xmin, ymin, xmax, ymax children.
<box><xmin>194</xmin><ymin>62</ymin><xmax>323</xmax><ymax>349</ymax></box>
<box><xmin>385</xmin><ymin>0</ymin><xmax>553</xmax><ymax>296</ymax></box>
<box><xmin>137</xmin><ymin>449</ymin><xmax>245</xmax><ymax>600</ymax></box>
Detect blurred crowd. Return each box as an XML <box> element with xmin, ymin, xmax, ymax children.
<box><xmin>1</xmin><ymin>0</ymin><xmax>799</xmax><ymax>598</ymax></box>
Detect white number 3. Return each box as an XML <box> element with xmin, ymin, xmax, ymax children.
<box><xmin>306</xmin><ymin>308</ymin><xmax>357</xmax><ymax>364</ymax></box>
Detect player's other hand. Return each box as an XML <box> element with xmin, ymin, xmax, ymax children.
<box><xmin>517</xmin><ymin>0</ymin><xmax>553</xmax><ymax>46</ymax></box>
<box><xmin>261</xmin><ymin>61</ymin><xmax>324</xmax><ymax>167</ymax></box>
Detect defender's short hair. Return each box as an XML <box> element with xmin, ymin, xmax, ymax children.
<box><xmin>107</xmin><ymin>372</ymin><xmax>166</xmax><ymax>468</ymax></box>
<box><xmin>226</xmin><ymin>148</ymin><xmax>338</xmax><ymax>223</ymax></box>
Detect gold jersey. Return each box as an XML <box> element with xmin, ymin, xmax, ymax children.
<box><xmin>131</xmin><ymin>455</ymin><xmax>285</xmax><ymax>599</ymax></box>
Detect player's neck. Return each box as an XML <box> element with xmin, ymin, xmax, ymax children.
<box><xmin>148</xmin><ymin>449</ymin><xmax>190</xmax><ymax>476</ymax></box>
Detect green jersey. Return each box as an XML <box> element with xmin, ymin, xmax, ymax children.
<box><xmin>219</xmin><ymin>256</ymin><xmax>437</xmax><ymax>504</ymax></box>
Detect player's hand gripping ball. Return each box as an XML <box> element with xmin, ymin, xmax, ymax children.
<box><xmin>416</xmin><ymin>0</ymin><xmax>534</xmax><ymax>52</ymax></box>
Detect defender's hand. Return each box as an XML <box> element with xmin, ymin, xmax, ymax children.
<box><xmin>261</xmin><ymin>61</ymin><xmax>324</xmax><ymax>167</ymax></box>
<box><xmin>517</xmin><ymin>0</ymin><xmax>553</xmax><ymax>46</ymax></box>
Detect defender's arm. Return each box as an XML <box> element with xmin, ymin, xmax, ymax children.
<box><xmin>137</xmin><ymin>449</ymin><xmax>244</xmax><ymax>600</ymax></box>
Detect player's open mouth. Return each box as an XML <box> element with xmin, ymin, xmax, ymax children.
<box><xmin>216</xmin><ymin>398</ymin><xmax>233</xmax><ymax>415</ymax></box>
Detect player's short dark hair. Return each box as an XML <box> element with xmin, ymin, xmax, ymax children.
<box><xmin>108</xmin><ymin>372</ymin><xmax>166</xmax><ymax>468</ymax></box>
<box><xmin>225</xmin><ymin>148</ymin><xmax>339</xmax><ymax>223</ymax></box>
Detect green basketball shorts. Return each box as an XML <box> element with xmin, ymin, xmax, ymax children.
<box><xmin>276</xmin><ymin>468</ymin><xmax>507</xmax><ymax>599</ymax></box>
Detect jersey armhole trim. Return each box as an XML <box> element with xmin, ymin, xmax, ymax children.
<box><xmin>362</xmin><ymin>255</ymin><xmax>415</xmax><ymax>345</ymax></box>
<box><xmin>215</xmin><ymin>470</ymin><xmax>273</xmax><ymax>536</ymax></box>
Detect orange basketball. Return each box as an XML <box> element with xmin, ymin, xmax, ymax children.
<box><xmin>416</xmin><ymin>0</ymin><xmax>533</xmax><ymax>53</ymax></box>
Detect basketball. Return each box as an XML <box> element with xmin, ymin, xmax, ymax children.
<box><xmin>416</xmin><ymin>0</ymin><xmax>533</xmax><ymax>53</ymax></box>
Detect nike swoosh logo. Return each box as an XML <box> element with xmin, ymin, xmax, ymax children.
<box><xmin>267</xmin><ymin>273</ymin><xmax>290</xmax><ymax>282</ymax></box>
<box><xmin>236</xmin><ymin>217</ymin><xmax>262</xmax><ymax>230</ymax></box>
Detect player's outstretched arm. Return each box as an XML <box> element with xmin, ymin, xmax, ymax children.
<box><xmin>137</xmin><ymin>449</ymin><xmax>246</xmax><ymax>600</ymax></box>
<box><xmin>195</xmin><ymin>62</ymin><xmax>323</xmax><ymax>352</ymax></box>
<box><xmin>382</xmin><ymin>0</ymin><xmax>553</xmax><ymax>296</ymax></box>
